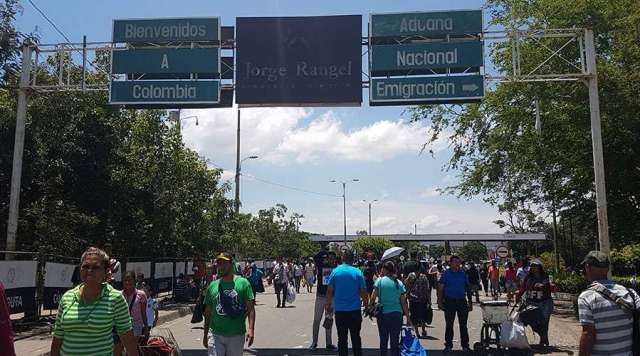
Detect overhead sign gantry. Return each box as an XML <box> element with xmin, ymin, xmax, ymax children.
<box><xmin>368</xmin><ymin>10</ymin><xmax>485</xmax><ymax>105</ymax></box>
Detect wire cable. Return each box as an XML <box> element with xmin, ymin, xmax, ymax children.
<box><xmin>27</xmin><ymin>0</ymin><xmax>112</xmax><ymax>77</ymax></box>
<box><xmin>28</xmin><ymin>0</ymin><xmax>72</xmax><ymax>43</ymax></box>
<box><xmin>204</xmin><ymin>160</ymin><xmax>341</xmax><ymax>198</ymax></box>
<box><xmin>242</xmin><ymin>173</ymin><xmax>342</xmax><ymax>198</ymax></box>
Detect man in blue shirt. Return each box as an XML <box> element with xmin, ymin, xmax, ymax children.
<box><xmin>437</xmin><ymin>255</ymin><xmax>473</xmax><ymax>353</ymax></box>
<box><xmin>325</xmin><ymin>249</ymin><xmax>369</xmax><ymax>356</ymax></box>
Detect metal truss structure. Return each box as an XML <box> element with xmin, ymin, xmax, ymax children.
<box><xmin>6</xmin><ymin>28</ymin><xmax>610</xmax><ymax>265</ymax></box>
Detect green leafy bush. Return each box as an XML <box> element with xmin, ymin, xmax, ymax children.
<box><xmin>353</xmin><ymin>236</ymin><xmax>394</xmax><ymax>259</ymax></box>
<box><xmin>554</xmin><ymin>274</ymin><xmax>589</xmax><ymax>294</ymax></box>
<box><xmin>611</xmin><ymin>243</ymin><xmax>640</xmax><ymax>275</ymax></box>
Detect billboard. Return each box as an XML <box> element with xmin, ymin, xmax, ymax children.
<box><xmin>236</xmin><ymin>15</ymin><xmax>362</xmax><ymax>106</ymax></box>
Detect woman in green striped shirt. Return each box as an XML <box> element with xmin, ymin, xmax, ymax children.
<box><xmin>51</xmin><ymin>247</ymin><xmax>139</xmax><ymax>356</ymax></box>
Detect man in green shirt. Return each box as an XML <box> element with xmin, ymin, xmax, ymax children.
<box><xmin>203</xmin><ymin>252</ymin><xmax>256</xmax><ymax>356</ymax></box>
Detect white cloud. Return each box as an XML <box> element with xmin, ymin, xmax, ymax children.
<box><xmin>181</xmin><ymin>108</ymin><xmax>447</xmax><ymax>165</ymax></box>
<box><xmin>420</xmin><ymin>187</ymin><xmax>441</xmax><ymax>198</ymax></box>
<box><xmin>300</xmin><ymin>199</ymin><xmax>503</xmax><ymax>236</ymax></box>
<box><xmin>220</xmin><ymin>170</ymin><xmax>235</xmax><ymax>181</ymax></box>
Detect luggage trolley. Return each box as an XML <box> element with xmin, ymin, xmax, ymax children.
<box><xmin>473</xmin><ymin>300</ymin><xmax>509</xmax><ymax>355</ymax></box>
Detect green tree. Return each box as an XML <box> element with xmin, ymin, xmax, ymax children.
<box><xmin>460</xmin><ymin>242</ymin><xmax>488</xmax><ymax>263</ymax></box>
<box><xmin>353</xmin><ymin>236</ymin><xmax>394</xmax><ymax>259</ymax></box>
<box><xmin>412</xmin><ymin>0</ymin><xmax>640</xmax><ymax>257</ymax></box>
<box><xmin>427</xmin><ymin>245</ymin><xmax>446</xmax><ymax>260</ymax></box>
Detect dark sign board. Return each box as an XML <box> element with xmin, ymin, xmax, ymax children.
<box><xmin>6</xmin><ymin>287</ymin><xmax>36</xmax><ymax>314</ymax></box>
<box><xmin>371</xmin><ymin>10</ymin><xmax>482</xmax><ymax>38</ymax></box>
<box><xmin>236</xmin><ymin>15</ymin><xmax>362</xmax><ymax>106</ymax></box>
<box><xmin>113</xmin><ymin>17</ymin><xmax>220</xmax><ymax>43</ymax></box>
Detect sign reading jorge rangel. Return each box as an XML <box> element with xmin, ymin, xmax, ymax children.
<box><xmin>112</xmin><ymin>17</ymin><xmax>220</xmax><ymax>43</ymax></box>
<box><xmin>371</xmin><ymin>10</ymin><xmax>482</xmax><ymax>37</ymax></box>
<box><xmin>236</xmin><ymin>15</ymin><xmax>362</xmax><ymax>106</ymax></box>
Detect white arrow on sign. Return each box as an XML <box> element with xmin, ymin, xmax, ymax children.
<box><xmin>462</xmin><ymin>83</ymin><xmax>479</xmax><ymax>92</ymax></box>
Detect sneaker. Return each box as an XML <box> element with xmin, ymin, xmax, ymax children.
<box><xmin>308</xmin><ymin>344</ymin><xmax>317</xmax><ymax>351</ymax></box>
<box><xmin>443</xmin><ymin>346</ymin><xmax>453</xmax><ymax>353</ymax></box>
<box><xmin>326</xmin><ymin>344</ymin><xmax>337</xmax><ymax>351</ymax></box>
<box><xmin>462</xmin><ymin>346</ymin><xmax>472</xmax><ymax>352</ymax></box>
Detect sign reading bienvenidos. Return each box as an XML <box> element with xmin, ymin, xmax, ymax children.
<box><xmin>369</xmin><ymin>10</ymin><xmax>484</xmax><ymax>106</ymax></box>
<box><xmin>236</xmin><ymin>15</ymin><xmax>362</xmax><ymax>106</ymax></box>
<box><xmin>112</xmin><ymin>17</ymin><xmax>220</xmax><ymax>43</ymax></box>
<box><xmin>110</xmin><ymin>17</ymin><xmax>221</xmax><ymax>106</ymax></box>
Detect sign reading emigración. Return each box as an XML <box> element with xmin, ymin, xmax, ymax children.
<box><xmin>370</xmin><ymin>75</ymin><xmax>484</xmax><ymax>105</ymax></box>
<box><xmin>236</xmin><ymin>15</ymin><xmax>362</xmax><ymax>106</ymax></box>
<box><xmin>113</xmin><ymin>17</ymin><xmax>220</xmax><ymax>43</ymax></box>
<box><xmin>110</xmin><ymin>80</ymin><xmax>220</xmax><ymax>105</ymax></box>
<box><xmin>370</xmin><ymin>10</ymin><xmax>482</xmax><ymax>37</ymax></box>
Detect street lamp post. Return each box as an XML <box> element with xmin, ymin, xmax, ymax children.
<box><xmin>331</xmin><ymin>179</ymin><xmax>359</xmax><ymax>245</ymax></box>
<box><xmin>362</xmin><ymin>199</ymin><xmax>378</xmax><ymax>236</ymax></box>
<box><xmin>235</xmin><ymin>155</ymin><xmax>259</xmax><ymax>214</ymax></box>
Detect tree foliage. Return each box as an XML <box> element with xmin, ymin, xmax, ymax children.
<box><xmin>353</xmin><ymin>236</ymin><xmax>394</xmax><ymax>259</ymax></box>
<box><xmin>0</xmin><ymin>5</ymin><xmax>317</xmax><ymax>260</ymax></box>
<box><xmin>459</xmin><ymin>242</ymin><xmax>488</xmax><ymax>263</ymax></box>
<box><xmin>412</xmin><ymin>0</ymin><xmax>640</xmax><ymax>265</ymax></box>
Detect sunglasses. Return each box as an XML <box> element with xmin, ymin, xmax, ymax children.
<box><xmin>81</xmin><ymin>264</ymin><xmax>104</xmax><ymax>272</ymax></box>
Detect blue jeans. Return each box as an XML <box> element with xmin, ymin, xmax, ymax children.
<box><xmin>377</xmin><ymin>312</ymin><xmax>403</xmax><ymax>356</ymax></box>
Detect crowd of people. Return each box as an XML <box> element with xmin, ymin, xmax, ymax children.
<box><xmin>1</xmin><ymin>244</ymin><xmax>639</xmax><ymax>356</ymax></box>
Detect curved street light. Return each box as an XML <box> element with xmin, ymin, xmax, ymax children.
<box><xmin>235</xmin><ymin>155</ymin><xmax>259</xmax><ymax>213</ymax></box>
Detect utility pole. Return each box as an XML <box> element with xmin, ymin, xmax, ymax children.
<box><xmin>552</xmin><ymin>203</ymin><xmax>559</xmax><ymax>273</ymax></box>
<box><xmin>5</xmin><ymin>43</ymin><xmax>32</xmax><ymax>259</ymax></box>
<box><xmin>368</xmin><ymin>203</ymin><xmax>371</xmax><ymax>236</ymax></box>
<box><xmin>362</xmin><ymin>199</ymin><xmax>377</xmax><ymax>236</ymax></box>
<box><xmin>331</xmin><ymin>179</ymin><xmax>359</xmax><ymax>245</ymax></box>
<box><xmin>234</xmin><ymin>108</ymin><xmax>241</xmax><ymax>214</ymax></box>
<box><xmin>342</xmin><ymin>182</ymin><xmax>346</xmax><ymax>244</ymax></box>
<box><xmin>414</xmin><ymin>224</ymin><xmax>417</xmax><ymax>235</ymax></box>
<box><xmin>584</xmin><ymin>28</ymin><xmax>610</xmax><ymax>258</ymax></box>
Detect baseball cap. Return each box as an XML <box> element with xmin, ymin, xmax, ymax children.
<box><xmin>581</xmin><ymin>251</ymin><xmax>610</xmax><ymax>268</ymax></box>
<box><xmin>215</xmin><ymin>252</ymin><xmax>233</xmax><ymax>262</ymax></box>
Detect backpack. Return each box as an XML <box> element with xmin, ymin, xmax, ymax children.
<box><xmin>218</xmin><ymin>277</ymin><xmax>247</xmax><ymax>317</ymax></box>
<box><xmin>589</xmin><ymin>283</ymin><xmax>640</xmax><ymax>356</ymax></box>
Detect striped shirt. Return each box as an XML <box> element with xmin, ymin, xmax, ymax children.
<box><xmin>53</xmin><ymin>283</ymin><xmax>132</xmax><ymax>356</ymax></box>
<box><xmin>578</xmin><ymin>280</ymin><xmax>640</xmax><ymax>356</ymax></box>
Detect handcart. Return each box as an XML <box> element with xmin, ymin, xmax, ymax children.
<box><xmin>473</xmin><ymin>300</ymin><xmax>509</xmax><ymax>355</ymax></box>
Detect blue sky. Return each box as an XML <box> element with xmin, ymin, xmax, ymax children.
<box><xmin>16</xmin><ymin>0</ymin><xmax>505</xmax><ymax>235</ymax></box>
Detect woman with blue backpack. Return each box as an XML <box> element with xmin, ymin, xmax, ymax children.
<box><xmin>369</xmin><ymin>261</ymin><xmax>411</xmax><ymax>356</ymax></box>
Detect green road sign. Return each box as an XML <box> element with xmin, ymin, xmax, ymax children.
<box><xmin>371</xmin><ymin>41</ymin><xmax>483</xmax><ymax>74</ymax></box>
<box><xmin>370</xmin><ymin>75</ymin><xmax>484</xmax><ymax>105</ymax></box>
<box><xmin>113</xmin><ymin>17</ymin><xmax>220</xmax><ymax>43</ymax></box>
<box><xmin>370</xmin><ymin>10</ymin><xmax>482</xmax><ymax>37</ymax></box>
<box><xmin>112</xmin><ymin>48</ymin><xmax>219</xmax><ymax>74</ymax></box>
<box><xmin>110</xmin><ymin>80</ymin><xmax>220</xmax><ymax>105</ymax></box>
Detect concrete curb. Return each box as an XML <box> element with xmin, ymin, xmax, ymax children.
<box><xmin>157</xmin><ymin>305</ymin><xmax>193</xmax><ymax>326</ymax></box>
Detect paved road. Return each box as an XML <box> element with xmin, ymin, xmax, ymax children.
<box><xmin>165</xmin><ymin>287</ymin><xmax>580</xmax><ymax>356</ymax></box>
